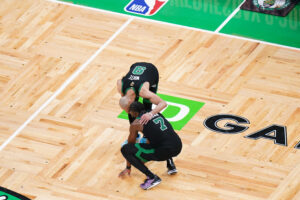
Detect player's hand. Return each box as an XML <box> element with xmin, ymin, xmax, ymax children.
<box><xmin>118</xmin><ymin>168</ymin><xmax>131</xmax><ymax>178</ymax></box>
<box><xmin>140</xmin><ymin>112</ymin><xmax>153</xmax><ymax>125</ymax></box>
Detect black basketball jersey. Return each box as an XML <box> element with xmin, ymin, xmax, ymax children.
<box><xmin>141</xmin><ymin>113</ymin><xmax>181</xmax><ymax>148</ymax></box>
<box><xmin>121</xmin><ymin>62</ymin><xmax>159</xmax><ymax>100</ymax></box>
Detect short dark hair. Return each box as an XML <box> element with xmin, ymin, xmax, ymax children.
<box><xmin>129</xmin><ymin>101</ymin><xmax>145</xmax><ymax>113</ymax></box>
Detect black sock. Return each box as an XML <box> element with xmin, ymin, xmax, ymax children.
<box><xmin>167</xmin><ymin>158</ymin><xmax>174</xmax><ymax>168</ymax></box>
<box><xmin>126</xmin><ymin>154</ymin><xmax>155</xmax><ymax>179</ymax></box>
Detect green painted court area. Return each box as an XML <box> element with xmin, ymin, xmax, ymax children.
<box><xmin>60</xmin><ymin>0</ymin><xmax>244</xmax><ymax>30</ymax></box>
<box><xmin>118</xmin><ymin>94</ymin><xmax>205</xmax><ymax>131</ymax></box>
<box><xmin>221</xmin><ymin>3</ymin><xmax>300</xmax><ymax>48</ymax></box>
<box><xmin>60</xmin><ymin>0</ymin><xmax>300</xmax><ymax>49</ymax></box>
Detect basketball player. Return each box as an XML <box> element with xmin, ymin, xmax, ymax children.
<box><xmin>119</xmin><ymin>102</ymin><xmax>182</xmax><ymax>190</ymax></box>
<box><xmin>117</xmin><ymin>62</ymin><xmax>177</xmax><ymax>174</ymax></box>
<box><xmin>117</xmin><ymin>62</ymin><xmax>166</xmax><ymax>125</ymax></box>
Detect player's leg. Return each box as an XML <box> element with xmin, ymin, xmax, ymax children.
<box><xmin>155</xmin><ymin>142</ymin><xmax>182</xmax><ymax>175</ymax></box>
<box><xmin>166</xmin><ymin>158</ymin><xmax>177</xmax><ymax>175</ymax></box>
<box><xmin>120</xmin><ymin>143</ymin><xmax>161</xmax><ymax>190</ymax></box>
<box><xmin>142</xmin><ymin>62</ymin><xmax>159</xmax><ymax>110</ymax></box>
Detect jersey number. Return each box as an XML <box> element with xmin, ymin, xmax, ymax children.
<box><xmin>132</xmin><ymin>66</ymin><xmax>146</xmax><ymax>75</ymax></box>
<box><xmin>153</xmin><ymin>117</ymin><xmax>167</xmax><ymax>131</ymax></box>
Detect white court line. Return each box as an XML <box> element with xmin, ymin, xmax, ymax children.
<box><xmin>215</xmin><ymin>0</ymin><xmax>246</xmax><ymax>33</ymax></box>
<box><xmin>47</xmin><ymin>0</ymin><xmax>300</xmax><ymax>51</ymax></box>
<box><xmin>0</xmin><ymin>16</ymin><xmax>134</xmax><ymax>151</ymax></box>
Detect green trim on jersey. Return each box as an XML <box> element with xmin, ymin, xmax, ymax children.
<box><xmin>143</xmin><ymin>99</ymin><xmax>151</xmax><ymax>104</ymax></box>
<box><xmin>124</xmin><ymin>87</ymin><xmax>136</xmax><ymax>96</ymax></box>
<box><xmin>138</xmin><ymin>82</ymin><xmax>144</xmax><ymax>95</ymax></box>
<box><xmin>135</xmin><ymin>143</ymin><xmax>155</xmax><ymax>163</ymax></box>
<box><xmin>121</xmin><ymin>79</ymin><xmax>124</xmax><ymax>95</ymax></box>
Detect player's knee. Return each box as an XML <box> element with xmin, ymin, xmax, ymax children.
<box><xmin>120</xmin><ymin>144</ymin><xmax>127</xmax><ymax>156</ymax></box>
<box><xmin>121</xmin><ymin>143</ymin><xmax>135</xmax><ymax>157</ymax></box>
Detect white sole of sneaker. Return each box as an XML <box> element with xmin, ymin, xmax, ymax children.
<box><xmin>167</xmin><ymin>169</ymin><xmax>177</xmax><ymax>175</ymax></box>
<box><xmin>145</xmin><ymin>180</ymin><xmax>161</xmax><ymax>190</ymax></box>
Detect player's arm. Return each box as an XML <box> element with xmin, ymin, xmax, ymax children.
<box><xmin>139</xmin><ymin>84</ymin><xmax>167</xmax><ymax>124</ymax></box>
<box><xmin>117</xmin><ymin>79</ymin><xmax>124</xmax><ymax>96</ymax></box>
<box><xmin>119</xmin><ymin>120</ymin><xmax>143</xmax><ymax>178</ymax></box>
<box><xmin>128</xmin><ymin>119</ymin><xmax>143</xmax><ymax>143</ymax></box>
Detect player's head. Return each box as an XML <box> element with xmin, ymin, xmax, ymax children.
<box><xmin>129</xmin><ymin>101</ymin><xmax>145</xmax><ymax>118</ymax></box>
<box><xmin>119</xmin><ymin>96</ymin><xmax>130</xmax><ymax>113</ymax></box>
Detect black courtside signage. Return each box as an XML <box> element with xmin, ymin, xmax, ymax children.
<box><xmin>204</xmin><ymin>114</ymin><xmax>299</xmax><ymax>149</ymax></box>
<box><xmin>0</xmin><ymin>187</ymin><xmax>30</xmax><ymax>200</ymax></box>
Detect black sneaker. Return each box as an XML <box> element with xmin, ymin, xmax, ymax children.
<box><xmin>167</xmin><ymin>158</ymin><xmax>177</xmax><ymax>175</ymax></box>
<box><xmin>140</xmin><ymin>175</ymin><xmax>161</xmax><ymax>190</ymax></box>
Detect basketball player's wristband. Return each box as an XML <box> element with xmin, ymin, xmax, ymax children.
<box><xmin>126</xmin><ymin>166</ymin><xmax>131</xmax><ymax>170</ymax></box>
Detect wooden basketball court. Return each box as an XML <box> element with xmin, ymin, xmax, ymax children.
<box><xmin>0</xmin><ymin>0</ymin><xmax>299</xmax><ymax>199</ymax></box>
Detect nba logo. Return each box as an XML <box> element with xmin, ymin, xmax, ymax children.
<box><xmin>124</xmin><ymin>0</ymin><xmax>168</xmax><ymax>16</ymax></box>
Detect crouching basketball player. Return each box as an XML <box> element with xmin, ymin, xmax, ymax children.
<box><xmin>119</xmin><ymin>102</ymin><xmax>182</xmax><ymax>190</ymax></box>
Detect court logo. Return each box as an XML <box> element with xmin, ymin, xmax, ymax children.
<box><xmin>204</xmin><ymin>114</ymin><xmax>300</xmax><ymax>149</ymax></box>
<box><xmin>253</xmin><ymin>0</ymin><xmax>291</xmax><ymax>10</ymax></box>
<box><xmin>0</xmin><ymin>187</ymin><xmax>31</xmax><ymax>200</ymax></box>
<box><xmin>118</xmin><ymin>93</ymin><xmax>204</xmax><ymax>130</ymax></box>
<box><xmin>124</xmin><ymin>0</ymin><xmax>169</xmax><ymax>16</ymax></box>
